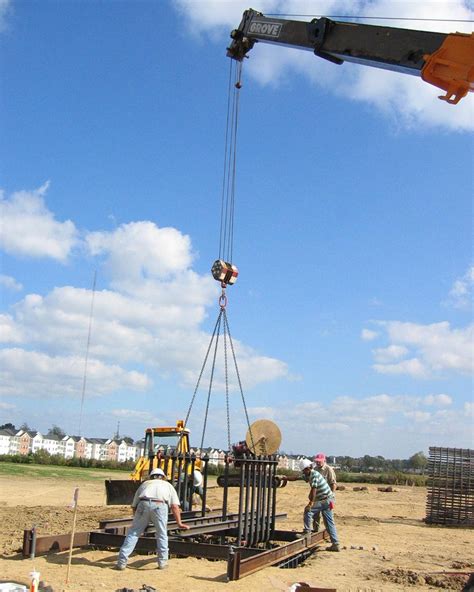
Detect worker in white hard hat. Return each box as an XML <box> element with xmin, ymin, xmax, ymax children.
<box><xmin>115</xmin><ymin>467</ymin><xmax>189</xmax><ymax>571</ymax></box>
<box><xmin>282</xmin><ymin>458</ymin><xmax>340</xmax><ymax>552</ymax></box>
<box><xmin>300</xmin><ymin>458</ymin><xmax>340</xmax><ymax>551</ymax></box>
<box><xmin>312</xmin><ymin>453</ymin><xmax>337</xmax><ymax>533</ymax></box>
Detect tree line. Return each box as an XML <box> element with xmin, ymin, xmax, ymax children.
<box><xmin>332</xmin><ymin>452</ymin><xmax>428</xmax><ymax>473</ymax></box>
<box><xmin>1</xmin><ymin>423</ymin><xmax>429</xmax><ymax>474</ymax></box>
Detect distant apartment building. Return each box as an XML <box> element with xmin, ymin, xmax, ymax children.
<box><xmin>42</xmin><ymin>433</ymin><xmax>61</xmax><ymax>456</ymax></box>
<box><xmin>59</xmin><ymin>436</ymin><xmax>76</xmax><ymax>459</ymax></box>
<box><xmin>0</xmin><ymin>429</ymin><xmax>15</xmax><ymax>455</ymax></box>
<box><xmin>73</xmin><ymin>436</ymin><xmax>87</xmax><ymax>459</ymax></box>
<box><xmin>89</xmin><ymin>438</ymin><xmax>108</xmax><ymax>460</ymax></box>
<box><xmin>0</xmin><ymin>428</ymin><xmax>307</xmax><ymax>469</ymax></box>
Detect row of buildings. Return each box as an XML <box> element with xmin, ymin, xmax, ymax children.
<box><xmin>0</xmin><ymin>428</ymin><xmax>308</xmax><ymax>470</ymax></box>
<box><xmin>0</xmin><ymin>428</ymin><xmax>138</xmax><ymax>463</ymax></box>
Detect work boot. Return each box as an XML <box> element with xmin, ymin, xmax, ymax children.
<box><xmin>327</xmin><ymin>543</ymin><xmax>340</xmax><ymax>552</ymax></box>
<box><xmin>114</xmin><ymin>562</ymin><xmax>127</xmax><ymax>570</ymax></box>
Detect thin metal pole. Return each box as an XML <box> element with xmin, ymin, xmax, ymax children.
<box><xmin>271</xmin><ymin>456</ymin><xmax>278</xmax><ymax>535</ymax></box>
<box><xmin>237</xmin><ymin>460</ymin><xmax>246</xmax><ymax>546</ymax></box>
<box><xmin>249</xmin><ymin>458</ymin><xmax>257</xmax><ymax>546</ymax></box>
<box><xmin>243</xmin><ymin>458</ymin><xmax>251</xmax><ymax>543</ymax></box>
<box><xmin>65</xmin><ymin>488</ymin><xmax>79</xmax><ymax>584</ymax></box>
<box><xmin>201</xmin><ymin>455</ymin><xmax>209</xmax><ymax>518</ymax></box>
<box><xmin>222</xmin><ymin>455</ymin><xmax>229</xmax><ymax>520</ymax></box>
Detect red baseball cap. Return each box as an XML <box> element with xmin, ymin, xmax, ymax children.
<box><xmin>314</xmin><ymin>453</ymin><xmax>326</xmax><ymax>462</ymax></box>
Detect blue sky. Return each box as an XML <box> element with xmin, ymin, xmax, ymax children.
<box><xmin>0</xmin><ymin>0</ymin><xmax>472</xmax><ymax>458</ymax></box>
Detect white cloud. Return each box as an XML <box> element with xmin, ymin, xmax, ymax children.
<box><xmin>374</xmin><ymin>357</ymin><xmax>428</xmax><ymax>378</ymax></box>
<box><xmin>372</xmin><ymin>344</ymin><xmax>408</xmax><ymax>363</ymax></box>
<box><xmin>0</xmin><ymin>183</ymin><xmax>79</xmax><ymax>262</ymax></box>
<box><xmin>0</xmin><ymin>0</ymin><xmax>11</xmax><ymax>32</ymax></box>
<box><xmin>404</xmin><ymin>410</ymin><xmax>432</xmax><ymax>422</ymax></box>
<box><xmin>464</xmin><ymin>402</ymin><xmax>474</xmax><ymax>416</ymax></box>
<box><xmin>0</xmin><ymin>348</ymin><xmax>150</xmax><ymax>398</ymax></box>
<box><xmin>361</xmin><ymin>328</ymin><xmax>378</xmax><ymax>341</ymax></box>
<box><xmin>0</xmin><ymin>194</ymin><xmax>290</xmax><ymax>401</ymax></box>
<box><xmin>253</xmin><ymin>392</ymin><xmax>472</xmax><ymax>456</ymax></box>
<box><xmin>372</xmin><ymin>321</ymin><xmax>473</xmax><ymax>378</ymax></box>
<box><xmin>5</xmin><ymin>280</ymin><xmax>288</xmax><ymax>392</ymax></box>
<box><xmin>171</xmin><ymin>0</ymin><xmax>474</xmax><ymax>131</ymax></box>
<box><xmin>423</xmin><ymin>393</ymin><xmax>452</xmax><ymax>407</ymax></box>
<box><xmin>0</xmin><ymin>401</ymin><xmax>15</xmax><ymax>410</ymax></box>
<box><xmin>111</xmin><ymin>409</ymin><xmax>164</xmax><ymax>425</ymax></box>
<box><xmin>0</xmin><ymin>314</ymin><xmax>24</xmax><ymax>343</ymax></box>
<box><xmin>0</xmin><ymin>275</ymin><xmax>23</xmax><ymax>292</ymax></box>
<box><xmin>86</xmin><ymin>222</ymin><xmax>194</xmax><ymax>285</ymax></box>
<box><xmin>446</xmin><ymin>265</ymin><xmax>474</xmax><ymax>309</ymax></box>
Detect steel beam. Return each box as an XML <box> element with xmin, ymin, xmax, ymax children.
<box><xmin>89</xmin><ymin>532</ymin><xmax>260</xmax><ymax>560</ymax></box>
<box><xmin>227</xmin><ymin>530</ymin><xmax>330</xmax><ymax>580</ymax></box>
<box><xmin>22</xmin><ymin>530</ymin><xmax>90</xmax><ymax>557</ymax></box>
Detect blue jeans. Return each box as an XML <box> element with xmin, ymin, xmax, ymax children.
<box><xmin>303</xmin><ymin>497</ymin><xmax>339</xmax><ymax>545</ymax></box>
<box><xmin>118</xmin><ymin>500</ymin><xmax>168</xmax><ymax>566</ymax></box>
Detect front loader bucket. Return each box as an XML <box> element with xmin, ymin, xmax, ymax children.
<box><xmin>105</xmin><ymin>479</ymin><xmax>141</xmax><ymax>505</ymax></box>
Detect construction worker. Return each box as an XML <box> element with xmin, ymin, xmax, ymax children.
<box><xmin>193</xmin><ymin>467</ymin><xmax>204</xmax><ymax>499</ymax></box>
<box><xmin>300</xmin><ymin>458</ymin><xmax>340</xmax><ymax>552</ymax></box>
<box><xmin>312</xmin><ymin>453</ymin><xmax>337</xmax><ymax>532</ymax></box>
<box><xmin>313</xmin><ymin>453</ymin><xmax>337</xmax><ymax>491</ymax></box>
<box><xmin>115</xmin><ymin>467</ymin><xmax>189</xmax><ymax>570</ymax></box>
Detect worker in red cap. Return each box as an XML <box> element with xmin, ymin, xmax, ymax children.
<box><xmin>313</xmin><ymin>453</ymin><xmax>337</xmax><ymax>493</ymax></box>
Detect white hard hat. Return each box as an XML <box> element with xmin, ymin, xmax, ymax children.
<box><xmin>149</xmin><ymin>468</ymin><xmax>166</xmax><ymax>478</ymax></box>
<box><xmin>300</xmin><ymin>458</ymin><xmax>313</xmax><ymax>471</ymax></box>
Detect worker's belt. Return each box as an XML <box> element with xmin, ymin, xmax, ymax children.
<box><xmin>314</xmin><ymin>494</ymin><xmax>333</xmax><ymax>503</ymax></box>
<box><xmin>139</xmin><ymin>498</ymin><xmax>164</xmax><ymax>503</ymax></box>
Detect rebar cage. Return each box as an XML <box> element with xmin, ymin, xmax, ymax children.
<box><xmin>425</xmin><ymin>447</ymin><xmax>474</xmax><ymax>526</ymax></box>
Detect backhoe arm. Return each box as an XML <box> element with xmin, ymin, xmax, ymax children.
<box><xmin>227</xmin><ymin>9</ymin><xmax>474</xmax><ymax>104</ymax></box>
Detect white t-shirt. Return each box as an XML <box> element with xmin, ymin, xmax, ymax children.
<box><xmin>132</xmin><ymin>478</ymin><xmax>180</xmax><ymax>508</ymax></box>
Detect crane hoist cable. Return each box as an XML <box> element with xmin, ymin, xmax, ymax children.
<box><xmin>184</xmin><ymin>59</ymin><xmax>255</xmax><ymax>453</ymax></box>
<box><xmin>211</xmin><ymin>58</ymin><xmax>242</xmax><ymax>299</ymax></box>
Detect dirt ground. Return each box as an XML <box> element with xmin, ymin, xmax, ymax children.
<box><xmin>0</xmin><ymin>475</ymin><xmax>472</xmax><ymax>592</ymax></box>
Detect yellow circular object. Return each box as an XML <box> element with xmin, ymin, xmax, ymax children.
<box><xmin>245</xmin><ymin>419</ymin><xmax>282</xmax><ymax>455</ymax></box>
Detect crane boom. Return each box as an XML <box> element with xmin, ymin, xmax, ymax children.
<box><xmin>227</xmin><ymin>9</ymin><xmax>474</xmax><ymax>104</ymax></box>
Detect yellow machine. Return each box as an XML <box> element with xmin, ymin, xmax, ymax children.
<box><xmin>105</xmin><ymin>419</ymin><xmax>202</xmax><ymax>505</ymax></box>
<box><xmin>130</xmin><ymin>419</ymin><xmax>201</xmax><ymax>481</ymax></box>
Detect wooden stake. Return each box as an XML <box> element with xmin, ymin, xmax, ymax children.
<box><xmin>65</xmin><ymin>487</ymin><xmax>79</xmax><ymax>584</ymax></box>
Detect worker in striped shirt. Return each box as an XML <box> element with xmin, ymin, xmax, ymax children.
<box><xmin>300</xmin><ymin>458</ymin><xmax>340</xmax><ymax>551</ymax></box>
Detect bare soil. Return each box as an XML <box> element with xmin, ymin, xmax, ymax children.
<box><xmin>0</xmin><ymin>475</ymin><xmax>472</xmax><ymax>591</ymax></box>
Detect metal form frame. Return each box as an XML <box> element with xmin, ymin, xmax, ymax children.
<box><xmin>425</xmin><ymin>447</ymin><xmax>474</xmax><ymax>526</ymax></box>
<box><xmin>22</xmin><ymin>455</ymin><xmax>330</xmax><ymax>580</ymax></box>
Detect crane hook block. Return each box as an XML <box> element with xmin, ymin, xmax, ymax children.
<box><xmin>211</xmin><ymin>259</ymin><xmax>239</xmax><ymax>286</ymax></box>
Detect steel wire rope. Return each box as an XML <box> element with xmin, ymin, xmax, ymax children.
<box><xmin>184</xmin><ymin>308</ymin><xmax>223</xmax><ymax>429</ymax></box>
<box><xmin>228</xmin><ymin>61</ymin><xmax>243</xmax><ymax>264</ymax></box>
<box><xmin>218</xmin><ymin>60</ymin><xmax>234</xmax><ymax>260</ymax></box>
<box><xmin>219</xmin><ymin>60</ymin><xmax>243</xmax><ymax>263</ymax></box>
<box><xmin>221</xmin><ymin>64</ymin><xmax>235</xmax><ymax>261</ymax></box>
<box><xmin>78</xmin><ymin>270</ymin><xmax>97</xmax><ymax>436</ymax></box>
<box><xmin>222</xmin><ymin>308</ymin><xmax>255</xmax><ymax>452</ymax></box>
<box><xmin>223</xmin><ymin>313</ymin><xmax>231</xmax><ymax>453</ymax></box>
<box><xmin>266</xmin><ymin>13</ymin><xmax>474</xmax><ymax>23</ymax></box>
<box><xmin>200</xmin><ymin>312</ymin><xmax>223</xmax><ymax>450</ymax></box>
<box><xmin>186</xmin><ymin>62</ymin><xmax>247</xmax><ymax>453</ymax></box>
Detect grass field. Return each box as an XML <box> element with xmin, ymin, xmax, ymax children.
<box><xmin>0</xmin><ymin>462</ymin><xmax>132</xmax><ymax>481</ymax></box>
<box><xmin>0</xmin><ymin>462</ymin><xmax>219</xmax><ymax>486</ymax></box>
